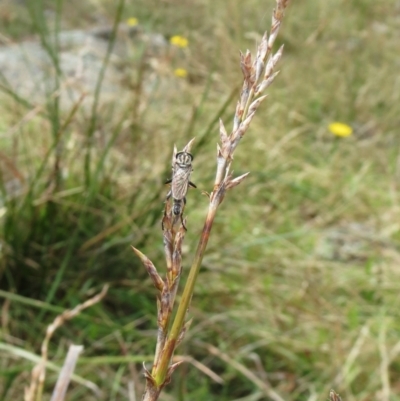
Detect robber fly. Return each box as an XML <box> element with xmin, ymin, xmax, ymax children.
<box><xmin>165</xmin><ymin>151</ymin><xmax>196</xmax><ymax>229</ymax></box>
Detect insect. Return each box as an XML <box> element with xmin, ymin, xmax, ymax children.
<box><xmin>165</xmin><ymin>150</ymin><xmax>196</xmax><ymax>229</ymax></box>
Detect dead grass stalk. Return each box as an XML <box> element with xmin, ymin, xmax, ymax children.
<box><xmin>133</xmin><ymin>1</ymin><xmax>290</xmax><ymax>400</ymax></box>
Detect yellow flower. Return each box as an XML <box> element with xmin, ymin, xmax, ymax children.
<box><xmin>328</xmin><ymin>122</ymin><xmax>353</xmax><ymax>137</ymax></box>
<box><xmin>174</xmin><ymin>68</ymin><xmax>188</xmax><ymax>78</ymax></box>
<box><xmin>170</xmin><ymin>35</ymin><xmax>189</xmax><ymax>48</ymax></box>
<box><xmin>127</xmin><ymin>17</ymin><xmax>138</xmax><ymax>27</ymax></box>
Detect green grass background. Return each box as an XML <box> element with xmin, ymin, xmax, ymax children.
<box><xmin>1</xmin><ymin>0</ymin><xmax>400</xmax><ymax>400</ymax></box>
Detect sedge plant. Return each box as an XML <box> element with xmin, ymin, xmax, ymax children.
<box><xmin>133</xmin><ymin>1</ymin><xmax>290</xmax><ymax>400</ymax></box>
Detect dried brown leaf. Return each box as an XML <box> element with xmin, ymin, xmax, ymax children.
<box><xmin>143</xmin><ymin>363</ymin><xmax>156</xmax><ymax>385</ymax></box>
<box><xmin>165</xmin><ymin>361</ymin><xmax>184</xmax><ymax>385</ymax></box>
<box><xmin>132</xmin><ymin>247</ymin><xmax>164</xmax><ymax>292</ymax></box>
<box><xmin>226</xmin><ymin>172</ymin><xmax>250</xmax><ymax>190</ymax></box>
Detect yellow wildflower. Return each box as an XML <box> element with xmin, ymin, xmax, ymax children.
<box><xmin>328</xmin><ymin>122</ymin><xmax>353</xmax><ymax>137</ymax></box>
<box><xmin>174</xmin><ymin>68</ymin><xmax>188</xmax><ymax>78</ymax></box>
<box><xmin>170</xmin><ymin>35</ymin><xmax>189</xmax><ymax>48</ymax></box>
<box><xmin>127</xmin><ymin>17</ymin><xmax>138</xmax><ymax>27</ymax></box>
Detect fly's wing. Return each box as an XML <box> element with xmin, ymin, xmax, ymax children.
<box><xmin>171</xmin><ymin>166</ymin><xmax>192</xmax><ymax>200</ymax></box>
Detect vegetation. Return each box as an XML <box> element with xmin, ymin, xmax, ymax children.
<box><xmin>0</xmin><ymin>0</ymin><xmax>399</xmax><ymax>400</ymax></box>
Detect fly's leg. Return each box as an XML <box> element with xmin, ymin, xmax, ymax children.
<box><xmin>162</xmin><ymin>190</ymin><xmax>172</xmax><ymax>230</ymax></box>
<box><xmin>180</xmin><ymin>215</ymin><xmax>186</xmax><ymax>230</ymax></box>
<box><xmin>180</xmin><ymin>197</ymin><xmax>187</xmax><ymax>231</ymax></box>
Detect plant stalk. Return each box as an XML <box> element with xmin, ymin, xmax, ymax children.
<box><xmin>153</xmin><ymin>202</ymin><xmax>218</xmax><ymax>386</ymax></box>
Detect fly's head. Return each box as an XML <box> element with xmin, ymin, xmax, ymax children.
<box><xmin>175</xmin><ymin>152</ymin><xmax>193</xmax><ymax>169</ymax></box>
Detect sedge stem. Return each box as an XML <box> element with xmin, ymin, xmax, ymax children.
<box><xmin>153</xmin><ymin>204</ymin><xmax>218</xmax><ymax>386</ymax></box>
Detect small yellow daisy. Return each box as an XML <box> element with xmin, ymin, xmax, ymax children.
<box><xmin>170</xmin><ymin>35</ymin><xmax>189</xmax><ymax>48</ymax></box>
<box><xmin>174</xmin><ymin>68</ymin><xmax>188</xmax><ymax>78</ymax></box>
<box><xmin>328</xmin><ymin>122</ymin><xmax>353</xmax><ymax>137</ymax></box>
<box><xmin>127</xmin><ymin>17</ymin><xmax>138</xmax><ymax>27</ymax></box>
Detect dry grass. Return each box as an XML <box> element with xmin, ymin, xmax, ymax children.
<box><xmin>134</xmin><ymin>4</ymin><xmax>289</xmax><ymax>399</ymax></box>
<box><xmin>1</xmin><ymin>0</ymin><xmax>400</xmax><ymax>400</ymax></box>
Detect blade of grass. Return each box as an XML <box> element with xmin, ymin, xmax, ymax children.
<box><xmin>83</xmin><ymin>0</ymin><xmax>125</xmax><ymax>187</ymax></box>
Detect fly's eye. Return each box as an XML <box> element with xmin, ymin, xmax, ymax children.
<box><xmin>176</xmin><ymin>152</ymin><xmax>193</xmax><ymax>165</ymax></box>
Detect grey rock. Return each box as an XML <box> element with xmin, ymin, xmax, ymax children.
<box><xmin>0</xmin><ymin>25</ymin><xmax>166</xmax><ymax>108</ymax></box>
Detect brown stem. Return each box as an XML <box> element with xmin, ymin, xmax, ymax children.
<box><xmin>152</xmin><ymin>201</ymin><xmax>219</xmax><ymax>387</ymax></box>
